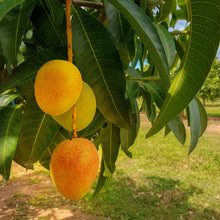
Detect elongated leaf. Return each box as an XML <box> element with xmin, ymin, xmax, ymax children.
<box><xmin>0</xmin><ymin>90</ymin><xmax>18</xmax><ymax>110</ymax></box>
<box><xmin>0</xmin><ymin>0</ymin><xmax>36</xmax><ymax>65</ymax></box>
<box><xmin>93</xmin><ymin>156</ymin><xmax>109</xmax><ymax>196</ymax></box>
<box><xmin>146</xmin><ymin>0</ymin><xmax>220</xmax><ymax>138</ymax></box>
<box><xmin>0</xmin><ymin>0</ymin><xmax>26</xmax><ymax>21</ymax></box>
<box><xmin>156</xmin><ymin>24</ymin><xmax>176</xmax><ymax>67</ymax></box>
<box><xmin>0</xmin><ymin>106</ymin><xmax>22</xmax><ymax>180</ymax></box>
<box><xmin>100</xmin><ymin>123</ymin><xmax>120</xmax><ymax>173</ymax></box>
<box><xmin>107</xmin><ymin>0</ymin><xmax>170</xmax><ymax>91</ymax></box>
<box><xmin>31</xmin><ymin>0</ymin><xmax>66</xmax><ymax>47</ymax></box>
<box><xmin>159</xmin><ymin>0</ymin><xmax>175</xmax><ymax>21</ymax></box>
<box><xmin>0</xmin><ymin>48</ymin><xmax>67</xmax><ymax>94</ymax></box>
<box><xmin>14</xmin><ymin>83</ymin><xmax>60</xmax><ymax>167</ymax></box>
<box><xmin>195</xmin><ymin>97</ymin><xmax>207</xmax><ymax>137</ymax></box>
<box><xmin>39</xmin><ymin>128</ymin><xmax>70</xmax><ymax>170</ymax></box>
<box><xmin>78</xmin><ymin>110</ymin><xmax>106</xmax><ymax>138</ymax></box>
<box><xmin>71</xmin><ymin>7</ymin><xmax>130</xmax><ymax>129</ymax></box>
<box><xmin>141</xmin><ymin>81</ymin><xmax>186</xmax><ymax>144</ymax></box>
<box><xmin>105</xmin><ymin>1</ymin><xmax>134</xmax><ymax>68</ymax></box>
<box><xmin>45</xmin><ymin>0</ymin><xmax>64</xmax><ymax>25</ymax></box>
<box><xmin>188</xmin><ymin>98</ymin><xmax>200</xmax><ymax>154</ymax></box>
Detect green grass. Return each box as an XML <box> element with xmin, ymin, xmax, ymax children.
<box><xmin>80</xmin><ymin>124</ymin><xmax>220</xmax><ymax>220</ymax></box>
<box><xmin>205</xmin><ymin>106</ymin><xmax>220</xmax><ymax>117</ymax></box>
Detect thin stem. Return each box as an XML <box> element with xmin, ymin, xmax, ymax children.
<box><xmin>66</xmin><ymin>0</ymin><xmax>73</xmax><ymax>62</ymax></box>
<box><xmin>72</xmin><ymin>105</ymin><xmax>77</xmax><ymax>138</ymax></box>
<box><xmin>71</xmin><ymin>0</ymin><xmax>104</xmax><ymax>9</ymax></box>
<box><xmin>170</xmin><ymin>30</ymin><xmax>189</xmax><ymax>35</ymax></box>
<box><xmin>66</xmin><ymin>0</ymin><xmax>77</xmax><ymax>138</ymax></box>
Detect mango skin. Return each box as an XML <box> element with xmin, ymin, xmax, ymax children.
<box><xmin>53</xmin><ymin>81</ymin><xmax>96</xmax><ymax>131</ymax></box>
<box><xmin>34</xmin><ymin>60</ymin><xmax>82</xmax><ymax>116</ymax></box>
<box><xmin>50</xmin><ymin>138</ymin><xmax>99</xmax><ymax>200</ymax></box>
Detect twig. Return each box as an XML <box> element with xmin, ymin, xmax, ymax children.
<box><xmin>71</xmin><ymin>0</ymin><xmax>104</xmax><ymax>9</ymax></box>
<box><xmin>170</xmin><ymin>30</ymin><xmax>189</xmax><ymax>35</ymax></box>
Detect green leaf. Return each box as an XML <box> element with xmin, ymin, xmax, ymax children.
<box><xmin>159</xmin><ymin>0</ymin><xmax>175</xmax><ymax>21</ymax></box>
<box><xmin>195</xmin><ymin>97</ymin><xmax>207</xmax><ymax>137</ymax></box>
<box><xmin>141</xmin><ymin>81</ymin><xmax>186</xmax><ymax>144</ymax></box>
<box><xmin>100</xmin><ymin>123</ymin><xmax>120</xmax><ymax>173</ymax></box>
<box><xmin>78</xmin><ymin>110</ymin><xmax>106</xmax><ymax>138</ymax></box>
<box><xmin>0</xmin><ymin>0</ymin><xmax>26</xmax><ymax>21</ymax></box>
<box><xmin>156</xmin><ymin>24</ymin><xmax>176</xmax><ymax>67</ymax></box>
<box><xmin>0</xmin><ymin>105</ymin><xmax>22</xmax><ymax>180</ymax></box>
<box><xmin>188</xmin><ymin>98</ymin><xmax>200</xmax><ymax>154</ymax></box>
<box><xmin>31</xmin><ymin>0</ymin><xmax>66</xmax><ymax>47</ymax></box>
<box><xmin>167</xmin><ymin>115</ymin><xmax>186</xmax><ymax>145</ymax></box>
<box><xmin>45</xmin><ymin>0</ymin><xmax>64</xmax><ymax>25</ymax></box>
<box><xmin>0</xmin><ymin>48</ymin><xmax>67</xmax><ymax>94</ymax></box>
<box><xmin>71</xmin><ymin>7</ymin><xmax>130</xmax><ymax>129</ymax></box>
<box><xmin>39</xmin><ymin>128</ymin><xmax>70</xmax><ymax>170</ymax></box>
<box><xmin>105</xmin><ymin>1</ymin><xmax>134</xmax><ymax>69</ymax></box>
<box><xmin>14</xmin><ymin>83</ymin><xmax>60</xmax><ymax>168</ymax></box>
<box><xmin>93</xmin><ymin>156</ymin><xmax>109</xmax><ymax>196</ymax></box>
<box><xmin>0</xmin><ymin>0</ymin><xmax>36</xmax><ymax>65</ymax></box>
<box><xmin>107</xmin><ymin>0</ymin><xmax>170</xmax><ymax>91</ymax></box>
<box><xmin>146</xmin><ymin>0</ymin><xmax>220</xmax><ymax>138</ymax></box>
<box><xmin>0</xmin><ymin>90</ymin><xmax>18</xmax><ymax>110</ymax></box>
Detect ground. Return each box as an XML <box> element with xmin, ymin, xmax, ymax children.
<box><xmin>0</xmin><ymin>115</ymin><xmax>219</xmax><ymax>220</ymax></box>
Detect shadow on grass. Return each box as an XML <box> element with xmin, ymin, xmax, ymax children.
<box><xmin>1</xmin><ymin>169</ymin><xmax>219</xmax><ymax>220</ymax></box>
<box><xmin>85</xmin><ymin>173</ymin><xmax>220</xmax><ymax>220</ymax></box>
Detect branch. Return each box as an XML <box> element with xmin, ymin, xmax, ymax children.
<box><xmin>170</xmin><ymin>30</ymin><xmax>190</xmax><ymax>36</ymax></box>
<box><xmin>71</xmin><ymin>0</ymin><xmax>104</xmax><ymax>9</ymax></box>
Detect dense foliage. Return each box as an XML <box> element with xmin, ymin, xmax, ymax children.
<box><xmin>0</xmin><ymin>0</ymin><xmax>219</xmax><ymax>194</ymax></box>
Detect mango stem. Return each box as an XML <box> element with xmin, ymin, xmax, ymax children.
<box><xmin>66</xmin><ymin>0</ymin><xmax>77</xmax><ymax>138</ymax></box>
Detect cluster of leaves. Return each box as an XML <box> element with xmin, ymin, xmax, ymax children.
<box><xmin>197</xmin><ymin>58</ymin><xmax>220</xmax><ymax>105</ymax></box>
<box><xmin>0</xmin><ymin>0</ymin><xmax>219</xmax><ymax>195</ymax></box>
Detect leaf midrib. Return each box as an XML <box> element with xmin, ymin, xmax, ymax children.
<box><xmin>2</xmin><ymin>106</ymin><xmax>19</xmax><ymax>177</ymax></box>
<box><xmin>28</xmin><ymin>113</ymin><xmax>46</xmax><ymax>162</ymax></box>
<box><xmin>73</xmin><ymin>7</ymin><xmax>126</xmax><ymax>126</ymax></box>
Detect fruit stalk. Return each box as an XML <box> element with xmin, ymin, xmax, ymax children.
<box><xmin>66</xmin><ymin>0</ymin><xmax>77</xmax><ymax>138</ymax></box>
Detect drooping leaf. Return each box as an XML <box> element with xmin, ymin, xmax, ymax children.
<box><xmin>0</xmin><ymin>90</ymin><xmax>18</xmax><ymax>110</ymax></box>
<box><xmin>107</xmin><ymin>0</ymin><xmax>170</xmax><ymax>91</ymax></box>
<box><xmin>159</xmin><ymin>0</ymin><xmax>175</xmax><ymax>21</ymax></box>
<box><xmin>71</xmin><ymin>7</ymin><xmax>130</xmax><ymax>129</ymax></box>
<box><xmin>39</xmin><ymin>128</ymin><xmax>70</xmax><ymax>170</ymax></box>
<box><xmin>0</xmin><ymin>48</ymin><xmax>67</xmax><ymax>94</ymax></box>
<box><xmin>195</xmin><ymin>97</ymin><xmax>207</xmax><ymax>137</ymax></box>
<box><xmin>146</xmin><ymin>0</ymin><xmax>220</xmax><ymax>138</ymax></box>
<box><xmin>0</xmin><ymin>105</ymin><xmax>22</xmax><ymax>180</ymax></box>
<box><xmin>104</xmin><ymin>1</ymin><xmax>134</xmax><ymax>68</ymax></box>
<box><xmin>167</xmin><ymin>115</ymin><xmax>186</xmax><ymax>145</ymax></box>
<box><xmin>0</xmin><ymin>0</ymin><xmax>26</xmax><ymax>21</ymax></box>
<box><xmin>45</xmin><ymin>0</ymin><xmax>64</xmax><ymax>25</ymax></box>
<box><xmin>14</xmin><ymin>83</ymin><xmax>60</xmax><ymax>168</ymax></box>
<box><xmin>93</xmin><ymin>156</ymin><xmax>109</xmax><ymax>196</ymax></box>
<box><xmin>0</xmin><ymin>0</ymin><xmax>36</xmax><ymax>65</ymax></box>
<box><xmin>30</xmin><ymin>0</ymin><xmax>66</xmax><ymax>47</ymax></box>
<box><xmin>78</xmin><ymin>110</ymin><xmax>106</xmax><ymax>138</ymax></box>
<box><xmin>156</xmin><ymin>24</ymin><xmax>176</xmax><ymax>67</ymax></box>
<box><xmin>188</xmin><ymin>98</ymin><xmax>200</xmax><ymax>154</ymax></box>
<box><xmin>100</xmin><ymin>123</ymin><xmax>120</xmax><ymax>173</ymax></box>
<box><xmin>140</xmin><ymin>81</ymin><xmax>186</xmax><ymax>144</ymax></box>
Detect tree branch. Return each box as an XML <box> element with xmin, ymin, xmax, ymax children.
<box><xmin>127</xmin><ymin>76</ymin><xmax>161</xmax><ymax>82</ymax></box>
<box><xmin>71</xmin><ymin>0</ymin><xmax>104</xmax><ymax>9</ymax></box>
<box><xmin>170</xmin><ymin>30</ymin><xmax>189</xmax><ymax>35</ymax></box>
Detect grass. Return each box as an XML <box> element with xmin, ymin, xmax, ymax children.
<box><xmin>80</xmin><ymin>123</ymin><xmax>220</xmax><ymax>219</ymax></box>
<box><xmin>205</xmin><ymin>106</ymin><xmax>220</xmax><ymax>117</ymax></box>
<box><xmin>1</xmin><ymin>119</ymin><xmax>219</xmax><ymax>219</ymax></box>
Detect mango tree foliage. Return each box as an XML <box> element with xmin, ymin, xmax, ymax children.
<box><xmin>0</xmin><ymin>0</ymin><xmax>219</xmax><ymax>195</ymax></box>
